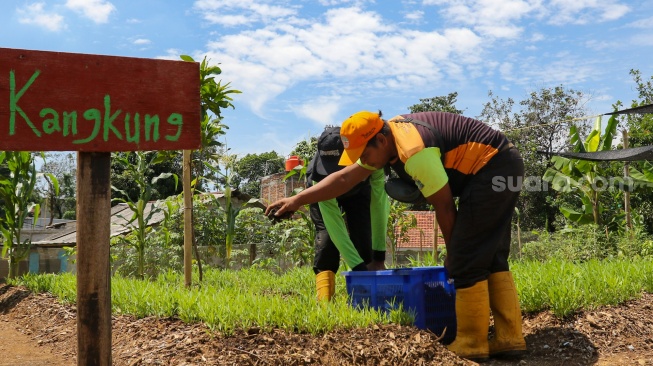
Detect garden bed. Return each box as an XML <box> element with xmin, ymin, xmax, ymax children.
<box><xmin>0</xmin><ymin>283</ymin><xmax>652</xmax><ymax>365</ymax></box>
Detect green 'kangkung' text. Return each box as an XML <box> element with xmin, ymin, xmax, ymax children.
<box><xmin>8</xmin><ymin>69</ymin><xmax>183</xmax><ymax>145</ymax></box>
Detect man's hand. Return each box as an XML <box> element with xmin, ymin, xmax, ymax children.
<box><xmin>265</xmin><ymin>197</ymin><xmax>300</xmax><ymax>222</ymax></box>
<box><xmin>367</xmin><ymin>260</ymin><xmax>386</xmax><ymax>271</ymax></box>
<box><xmin>266</xmin><ymin>207</ymin><xmax>294</xmax><ymax>223</ymax></box>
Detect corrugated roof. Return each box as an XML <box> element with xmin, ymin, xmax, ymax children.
<box><xmin>33</xmin><ymin>192</ymin><xmax>265</xmax><ymax>247</ymax></box>
<box><xmin>32</xmin><ymin>202</ymin><xmax>166</xmax><ymax>246</ymax></box>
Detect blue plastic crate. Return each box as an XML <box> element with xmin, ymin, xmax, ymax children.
<box><xmin>343</xmin><ymin>266</ymin><xmax>457</xmax><ymax>344</ymax></box>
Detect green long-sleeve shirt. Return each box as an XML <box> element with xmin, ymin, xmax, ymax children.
<box><xmin>316</xmin><ymin>169</ymin><xmax>389</xmax><ymax>269</ymax></box>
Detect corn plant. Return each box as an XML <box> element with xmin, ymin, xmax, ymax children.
<box><xmin>0</xmin><ymin>151</ymin><xmax>54</xmax><ymax>278</ymax></box>
<box><xmin>111</xmin><ymin>151</ymin><xmax>178</xmax><ymax>279</ymax></box>
<box><xmin>203</xmin><ymin>154</ymin><xmax>261</xmax><ymax>269</ymax></box>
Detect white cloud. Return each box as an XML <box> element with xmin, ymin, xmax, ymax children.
<box><xmin>626</xmin><ymin>16</ymin><xmax>653</xmax><ymax>29</ymax></box>
<box><xmin>548</xmin><ymin>0</ymin><xmax>630</xmax><ymax>25</ymax></box>
<box><xmin>203</xmin><ymin>6</ymin><xmax>484</xmax><ymax>114</ymax></box>
<box><xmin>499</xmin><ymin>62</ymin><xmax>515</xmax><ymax>81</ymax></box>
<box><xmin>530</xmin><ymin>32</ymin><xmax>545</xmax><ymax>42</ymax></box>
<box><xmin>404</xmin><ymin>10</ymin><xmax>424</xmax><ymax>22</ymax></box>
<box><xmin>512</xmin><ymin>56</ymin><xmax>599</xmax><ymax>87</ymax></box>
<box><xmin>422</xmin><ymin>0</ymin><xmax>448</xmax><ymax>5</ymax></box>
<box><xmin>585</xmin><ymin>39</ymin><xmax>618</xmax><ymax>51</ymax></box>
<box><xmin>16</xmin><ymin>3</ymin><xmax>66</xmax><ymax>32</ymax></box>
<box><xmin>204</xmin><ymin>13</ymin><xmax>251</xmax><ymax>27</ymax></box>
<box><xmin>65</xmin><ymin>0</ymin><xmax>116</xmax><ymax>24</ymax></box>
<box><xmin>194</xmin><ymin>0</ymin><xmax>297</xmax><ymax>26</ymax></box>
<box><xmin>133</xmin><ymin>38</ymin><xmax>151</xmax><ymax>45</ymax></box>
<box><xmin>423</xmin><ymin>0</ymin><xmax>537</xmax><ymax>39</ymax></box>
<box><xmin>293</xmin><ymin>95</ymin><xmax>343</xmax><ymax>127</ymax></box>
<box><xmin>423</xmin><ymin>0</ymin><xmax>630</xmax><ymax>34</ymax></box>
<box><xmin>156</xmin><ymin>48</ymin><xmax>184</xmax><ymax>61</ymax></box>
<box><xmin>318</xmin><ymin>0</ymin><xmax>370</xmax><ymax>5</ymax></box>
<box><xmin>593</xmin><ymin>92</ymin><xmax>614</xmax><ymax>103</ymax></box>
<box><xmin>630</xmin><ymin>34</ymin><xmax>653</xmax><ymax>47</ymax></box>
<box><xmin>195</xmin><ymin>1</ymin><xmax>632</xmax><ymax>126</ymax></box>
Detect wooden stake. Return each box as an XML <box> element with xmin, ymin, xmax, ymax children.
<box><xmin>623</xmin><ymin>130</ymin><xmax>632</xmax><ymax>232</ymax></box>
<box><xmin>183</xmin><ymin>150</ymin><xmax>192</xmax><ymax>287</ymax></box>
<box><xmin>76</xmin><ymin>152</ymin><xmax>112</xmax><ymax>366</ymax></box>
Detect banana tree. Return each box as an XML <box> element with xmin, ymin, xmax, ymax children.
<box><xmin>628</xmin><ymin>161</ymin><xmax>653</xmax><ymax>190</ymax></box>
<box><xmin>543</xmin><ymin>115</ymin><xmax>618</xmax><ymax>225</ymax></box>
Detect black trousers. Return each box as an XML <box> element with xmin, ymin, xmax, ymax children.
<box><xmin>447</xmin><ymin>147</ymin><xmax>524</xmax><ymax>289</ymax></box>
<box><xmin>311</xmin><ymin>184</ymin><xmax>373</xmax><ymax>274</ymax></box>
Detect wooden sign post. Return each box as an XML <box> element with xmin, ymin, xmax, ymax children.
<box><xmin>0</xmin><ymin>48</ymin><xmax>200</xmax><ymax>365</ymax></box>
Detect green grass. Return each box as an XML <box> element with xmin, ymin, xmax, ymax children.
<box><xmin>11</xmin><ymin>258</ymin><xmax>653</xmax><ymax>333</ymax></box>
<box><xmin>13</xmin><ymin>267</ymin><xmax>394</xmax><ymax>335</ymax></box>
<box><xmin>513</xmin><ymin>258</ymin><xmax>653</xmax><ymax>317</ymax></box>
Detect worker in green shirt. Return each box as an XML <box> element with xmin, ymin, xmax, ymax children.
<box><xmin>306</xmin><ymin>126</ymin><xmax>389</xmax><ymax>301</ymax></box>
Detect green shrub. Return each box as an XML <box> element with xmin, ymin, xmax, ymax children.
<box><xmin>111</xmin><ymin>231</ymin><xmax>183</xmax><ymax>278</ymax></box>
<box><xmin>516</xmin><ymin>225</ymin><xmax>653</xmax><ymax>262</ymax></box>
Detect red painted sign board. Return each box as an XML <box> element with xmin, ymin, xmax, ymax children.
<box><xmin>0</xmin><ymin>48</ymin><xmax>201</xmax><ymax>151</ymax></box>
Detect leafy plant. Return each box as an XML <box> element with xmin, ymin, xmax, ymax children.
<box><xmin>111</xmin><ymin>151</ymin><xmax>178</xmax><ymax>279</ymax></box>
<box><xmin>179</xmin><ymin>55</ymin><xmax>242</xmax><ymax>187</ymax></box>
<box><xmin>387</xmin><ymin>200</ymin><xmax>417</xmax><ymax>266</ymax></box>
<box><xmin>543</xmin><ymin>115</ymin><xmax>619</xmax><ymax>225</ymax></box>
<box><xmin>270</xmin><ymin>211</ymin><xmax>315</xmax><ymax>270</ymax></box>
<box><xmin>203</xmin><ymin>154</ymin><xmax>261</xmax><ymax>269</ymax></box>
<box><xmin>234</xmin><ymin>207</ymin><xmax>273</xmax><ymax>266</ymax></box>
<box><xmin>37</xmin><ymin>152</ymin><xmax>76</xmax><ymax>221</ymax></box>
<box><xmin>406</xmin><ymin>251</ymin><xmax>439</xmax><ymax>267</ymax></box>
<box><xmin>0</xmin><ymin>152</ymin><xmax>53</xmax><ymax>278</ymax></box>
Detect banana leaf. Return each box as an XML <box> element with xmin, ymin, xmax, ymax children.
<box><xmin>560</xmin><ymin>206</ymin><xmax>595</xmax><ymax>224</ymax></box>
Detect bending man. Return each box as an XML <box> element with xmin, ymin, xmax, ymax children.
<box><xmin>266</xmin><ymin>111</ymin><xmax>526</xmax><ymax>361</ymax></box>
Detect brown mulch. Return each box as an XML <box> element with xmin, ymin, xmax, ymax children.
<box><xmin>0</xmin><ymin>283</ymin><xmax>652</xmax><ymax>365</ymax></box>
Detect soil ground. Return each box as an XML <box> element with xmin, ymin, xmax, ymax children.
<box><xmin>0</xmin><ymin>283</ymin><xmax>652</xmax><ymax>365</ymax></box>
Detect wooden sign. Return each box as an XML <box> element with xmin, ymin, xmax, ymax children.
<box><xmin>0</xmin><ymin>48</ymin><xmax>200</xmax><ymax>151</ymax></box>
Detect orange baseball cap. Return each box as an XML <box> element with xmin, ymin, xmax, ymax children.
<box><xmin>338</xmin><ymin>111</ymin><xmax>384</xmax><ymax>166</ymax></box>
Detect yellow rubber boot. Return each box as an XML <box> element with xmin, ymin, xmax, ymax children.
<box><xmin>447</xmin><ymin>280</ymin><xmax>490</xmax><ymax>362</ymax></box>
<box><xmin>316</xmin><ymin>271</ymin><xmax>335</xmax><ymax>301</ymax></box>
<box><xmin>488</xmin><ymin>271</ymin><xmax>527</xmax><ymax>357</ymax></box>
<box><xmin>329</xmin><ymin>273</ymin><xmax>335</xmax><ymax>297</ymax></box>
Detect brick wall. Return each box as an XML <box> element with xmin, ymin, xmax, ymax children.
<box><xmin>396</xmin><ymin>211</ymin><xmax>445</xmax><ymax>250</ymax></box>
<box><xmin>260</xmin><ymin>172</ymin><xmax>306</xmax><ymax>205</ymax></box>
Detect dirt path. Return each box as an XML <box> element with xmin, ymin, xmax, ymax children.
<box><xmin>1</xmin><ymin>283</ymin><xmax>652</xmax><ymax>365</ymax></box>
<box><xmin>0</xmin><ymin>314</ymin><xmax>69</xmax><ymax>366</ymax></box>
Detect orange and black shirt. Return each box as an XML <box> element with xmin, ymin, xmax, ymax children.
<box><xmin>387</xmin><ymin>111</ymin><xmax>510</xmax><ymax>197</ymax></box>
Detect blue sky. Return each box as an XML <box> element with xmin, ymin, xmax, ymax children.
<box><xmin>2</xmin><ymin>0</ymin><xmax>652</xmax><ymax>157</ymax></box>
